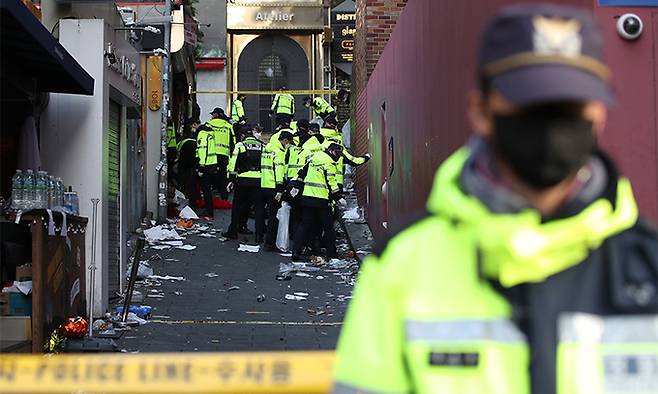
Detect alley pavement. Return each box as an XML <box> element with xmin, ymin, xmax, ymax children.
<box><xmin>115</xmin><ymin>207</ymin><xmax>359</xmax><ymax>353</ymax></box>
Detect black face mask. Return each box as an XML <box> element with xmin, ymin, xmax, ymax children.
<box><xmin>492</xmin><ymin>105</ymin><xmax>596</xmax><ymax>189</ymax></box>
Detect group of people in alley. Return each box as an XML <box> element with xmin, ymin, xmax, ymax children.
<box><xmin>169</xmin><ymin>87</ymin><xmax>369</xmax><ymax>261</ymax></box>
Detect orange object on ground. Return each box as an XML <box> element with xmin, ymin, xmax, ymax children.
<box><xmin>61</xmin><ymin>317</ymin><xmax>88</xmax><ymax>338</ymax></box>
<box><xmin>176</xmin><ymin>220</ymin><xmax>194</xmax><ymax>228</ymax></box>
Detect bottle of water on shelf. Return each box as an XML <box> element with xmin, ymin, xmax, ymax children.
<box><xmin>11</xmin><ymin>170</ymin><xmax>24</xmax><ymax>210</ymax></box>
<box><xmin>47</xmin><ymin>175</ymin><xmax>55</xmax><ymax>209</ymax></box>
<box><xmin>64</xmin><ymin>186</ymin><xmax>74</xmax><ymax>214</ymax></box>
<box><xmin>24</xmin><ymin>169</ymin><xmax>35</xmax><ymax>210</ymax></box>
<box><xmin>55</xmin><ymin>177</ymin><xmax>65</xmax><ymax>208</ymax></box>
<box><xmin>35</xmin><ymin>171</ymin><xmax>48</xmax><ymax>209</ymax></box>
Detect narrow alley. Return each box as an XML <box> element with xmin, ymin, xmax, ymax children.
<box><xmin>115</xmin><ymin>193</ymin><xmax>367</xmax><ymax>353</ymax></box>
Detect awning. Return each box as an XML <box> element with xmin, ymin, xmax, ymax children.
<box><xmin>0</xmin><ymin>0</ymin><xmax>94</xmax><ymax>95</ymax></box>
<box><xmin>335</xmin><ymin>63</ymin><xmax>352</xmax><ymax>76</ymax></box>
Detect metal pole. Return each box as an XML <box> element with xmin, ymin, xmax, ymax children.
<box><xmin>157</xmin><ymin>0</ymin><xmax>172</xmax><ymax>222</ymax></box>
<box><xmin>88</xmin><ymin>198</ymin><xmax>100</xmax><ymax>337</ymax></box>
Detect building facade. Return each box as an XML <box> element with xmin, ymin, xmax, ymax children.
<box><xmin>41</xmin><ymin>17</ymin><xmax>142</xmax><ymax>314</ymax></box>
<box><xmin>226</xmin><ymin>0</ymin><xmax>326</xmax><ymax>132</ymax></box>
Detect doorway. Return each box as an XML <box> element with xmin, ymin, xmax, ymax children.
<box><xmin>238</xmin><ymin>34</ymin><xmax>309</xmax><ymax>133</ymax></box>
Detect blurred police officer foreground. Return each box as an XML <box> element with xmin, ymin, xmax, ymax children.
<box><xmin>333</xmin><ymin>4</ymin><xmax>658</xmax><ymax>394</ymax></box>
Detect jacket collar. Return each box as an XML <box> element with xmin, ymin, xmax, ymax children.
<box><xmin>426</xmin><ymin>148</ymin><xmax>638</xmax><ymax>287</ymax></box>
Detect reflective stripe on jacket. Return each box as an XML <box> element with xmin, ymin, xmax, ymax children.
<box><xmin>231</xmin><ymin>99</ymin><xmax>245</xmax><ymax>122</ymax></box>
<box><xmin>196</xmin><ymin>130</ymin><xmax>217</xmax><ymax>167</ymax></box>
<box><xmin>271</xmin><ymin>93</ymin><xmax>295</xmax><ymax>115</ymax></box>
<box><xmin>312</xmin><ymin>96</ymin><xmax>334</xmax><ymax>117</ymax></box>
<box><xmin>207</xmin><ymin>118</ymin><xmax>235</xmax><ymax>157</ymax></box>
<box><xmin>297</xmin><ymin>151</ymin><xmax>340</xmax><ymax>201</ymax></box>
<box><xmin>166</xmin><ymin>125</ymin><xmax>177</xmax><ymax>148</ymax></box>
<box><xmin>333</xmin><ymin>148</ymin><xmax>653</xmax><ymax>394</ymax></box>
<box><xmin>228</xmin><ymin>136</ymin><xmax>262</xmax><ymax>180</ymax></box>
<box><xmin>261</xmin><ymin>139</ymin><xmax>287</xmax><ymax>190</ymax></box>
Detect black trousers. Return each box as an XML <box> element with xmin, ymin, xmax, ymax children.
<box><xmin>291</xmin><ymin>205</ymin><xmax>336</xmax><ymax>258</ymax></box>
<box><xmin>214</xmin><ymin>155</ymin><xmax>229</xmax><ymax>200</ymax></box>
<box><xmin>227</xmin><ymin>184</ymin><xmax>259</xmax><ymax>235</ymax></box>
<box><xmin>255</xmin><ymin>189</ymin><xmax>280</xmax><ymax>246</ymax></box>
<box><xmin>178</xmin><ymin>167</ymin><xmax>199</xmax><ymax>209</ymax></box>
<box><xmin>275</xmin><ymin>113</ymin><xmax>293</xmax><ymax>127</ymax></box>
<box><xmin>199</xmin><ymin>166</ymin><xmax>216</xmax><ymax>218</ymax></box>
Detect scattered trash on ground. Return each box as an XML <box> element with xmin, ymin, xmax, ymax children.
<box><xmin>144</xmin><ymin>226</ymin><xmax>182</xmax><ymax>243</ymax></box>
<box><xmin>148</xmin><ymin>275</ymin><xmax>185</xmax><ymax>281</ymax></box>
<box><xmin>237</xmin><ymin>244</ymin><xmax>260</xmax><ymax>253</ymax></box>
<box><xmin>126</xmin><ymin>261</ymin><xmax>154</xmax><ymax>279</ymax></box>
<box><xmin>150</xmin><ymin>245</ymin><xmax>171</xmax><ymax>250</ymax></box>
<box><xmin>204</xmin><ymin>273</ymin><xmax>219</xmax><ymax>278</ymax></box>
<box><xmin>179</xmin><ymin>206</ymin><xmax>199</xmax><ymax>220</ymax></box>
<box><xmin>342</xmin><ymin>207</ymin><xmax>360</xmax><ymax>221</ymax></box>
<box><xmin>198</xmin><ymin>233</ymin><xmax>215</xmax><ymax>238</ymax></box>
<box><xmin>285</xmin><ymin>294</ymin><xmax>307</xmax><ymax>301</ymax></box>
<box><xmin>256</xmin><ymin>294</ymin><xmax>266</xmax><ymax>302</ymax></box>
<box><xmin>228</xmin><ymin>286</ymin><xmax>240</xmax><ymax>292</ymax></box>
<box><xmin>116</xmin><ymin>305</ymin><xmax>152</xmax><ymax>319</ymax></box>
<box><xmin>176</xmin><ymin>244</ymin><xmax>197</xmax><ymax>251</ymax></box>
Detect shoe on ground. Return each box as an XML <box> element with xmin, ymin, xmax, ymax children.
<box><xmin>221</xmin><ymin>231</ymin><xmax>238</xmax><ymax>239</ymax></box>
<box><xmin>291</xmin><ymin>254</ymin><xmax>310</xmax><ymax>262</ymax></box>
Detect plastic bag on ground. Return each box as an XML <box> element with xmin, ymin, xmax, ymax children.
<box><xmin>276</xmin><ymin>202</ymin><xmax>291</xmax><ymax>252</ymax></box>
<box><xmin>342</xmin><ymin>207</ymin><xmax>360</xmax><ymax>220</ymax></box>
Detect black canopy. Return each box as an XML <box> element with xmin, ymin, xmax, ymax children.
<box><xmin>0</xmin><ymin>0</ymin><xmax>94</xmax><ymax>95</ymax></box>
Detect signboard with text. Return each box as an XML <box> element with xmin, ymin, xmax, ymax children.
<box><xmin>331</xmin><ymin>9</ymin><xmax>355</xmax><ymax>63</ymax></box>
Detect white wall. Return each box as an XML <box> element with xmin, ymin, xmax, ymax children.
<box><xmin>41</xmin><ymin>20</ymin><xmax>108</xmax><ymax>314</ymax></box>
<box><xmin>197</xmin><ymin>69</ymin><xmax>227</xmax><ymax>123</ymax></box>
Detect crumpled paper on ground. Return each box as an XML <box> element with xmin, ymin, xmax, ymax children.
<box><xmin>342</xmin><ymin>207</ymin><xmax>360</xmax><ymax>220</ymax></box>
<box><xmin>278</xmin><ymin>262</ymin><xmax>320</xmax><ymax>277</ymax></box>
<box><xmin>144</xmin><ymin>226</ymin><xmax>183</xmax><ymax>242</ymax></box>
<box><xmin>148</xmin><ymin>275</ymin><xmax>185</xmax><ymax>281</ymax></box>
<box><xmin>238</xmin><ymin>244</ymin><xmax>260</xmax><ymax>253</ymax></box>
<box><xmin>179</xmin><ymin>205</ymin><xmax>199</xmax><ymax>220</ymax></box>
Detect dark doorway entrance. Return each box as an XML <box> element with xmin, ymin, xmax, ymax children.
<box><xmin>238</xmin><ymin>34</ymin><xmax>309</xmax><ymax>133</ymax></box>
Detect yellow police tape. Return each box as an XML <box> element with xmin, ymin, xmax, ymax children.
<box><xmin>192</xmin><ymin>90</ymin><xmax>340</xmax><ymax>95</ymax></box>
<box><xmin>0</xmin><ymin>351</ymin><xmax>335</xmax><ymax>393</ymax></box>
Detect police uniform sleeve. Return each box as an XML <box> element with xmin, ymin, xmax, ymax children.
<box><xmin>333</xmin><ymin>254</ymin><xmax>411</xmax><ymax>394</ymax></box>
<box><xmin>273</xmin><ymin>149</ymin><xmax>287</xmax><ymax>191</ymax></box>
<box><xmin>343</xmin><ymin>149</ymin><xmax>368</xmax><ymax>166</ymax></box>
<box><xmin>271</xmin><ymin>94</ymin><xmax>279</xmax><ymax>112</ymax></box>
<box><xmin>228</xmin><ymin>143</ymin><xmax>241</xmax><ymax>181</ymax></box>
<box><xmin>325</xmin><ymin>161</ymin><xmax>341</xmax><ymax>200</ymax></box>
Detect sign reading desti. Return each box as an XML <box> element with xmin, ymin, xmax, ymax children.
<box><xmin>332</xmin><ymin>9</ymin><xmax>356</xmax><ymax>63</ymax></box>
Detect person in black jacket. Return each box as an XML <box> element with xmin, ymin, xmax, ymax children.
<box><xmin>177</xmin><ymin>119</ymin><xmax>200</xmax><ymax>210</ymax></box>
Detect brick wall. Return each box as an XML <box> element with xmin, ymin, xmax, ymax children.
<box><xmin>353</xmin><ymin>0</ymin><xmax>407</xmax><ymax>214</ymax></box>
<box><xmin>353</xmin><ymin>0</ymin><xmax>407</xmax><ymax>97</ymax></box>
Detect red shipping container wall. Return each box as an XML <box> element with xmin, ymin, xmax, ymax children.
<box><xmin>358</xmin><ymin>0</ymin><xmax>657</xmax><ymax>241</ymax></box>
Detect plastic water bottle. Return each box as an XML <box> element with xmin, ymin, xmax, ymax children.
<box><xmin>11</xmin><ymin>170</ymin><xmax>24</xmax><ymax>210</ymax></box>
<box><xmin>47</xmin><ymin>176</ymin><xmax>55</xmax><ymax>208</ymax></box>
<box><xmin>35</xmin><ymin>171</ymin><xmax>48</xmax><ymax>209</ymax></box>
<box><xmin>24</xmin><ymin>169</ymin><xmax>35</xmax><ymax>210</ymax></box>
<box><xmin>55</xmin><ymin>177</ymin><xmax>65</xmax><ymax>208</ymax></box>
